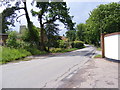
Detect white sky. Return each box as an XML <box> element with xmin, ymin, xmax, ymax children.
<box><xmin>0</xmin><ymin>0</ymin><xmax>119</xmax><ymax>35</ymax></box>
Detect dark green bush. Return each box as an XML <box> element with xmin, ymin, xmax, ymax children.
<box><xmin>25</xmin><ymin>46</ymin><xmax>47</xmax><ymax>55</ymax></box>
<box><xmin>72</xmin><ymin>41</ymin><xmax>84</xmax><ymax>49</ymax></box>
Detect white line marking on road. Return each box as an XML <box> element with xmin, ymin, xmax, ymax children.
<box><xmin>73</xmin><ymin>71</ymin><xmax>77</xmax><ymax>74</ymax></box>
<box><xmin>73</xmin><ymin>87</ymin><xmax>76</xmax><ymax>88</ymax></box>
<box><xmin>66</xmin><ymin>74</ymin><xmax>74</xmax><ymax>79</ymax></box>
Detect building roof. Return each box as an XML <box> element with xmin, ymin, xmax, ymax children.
<box><xmin>60</xmin><ymin>36</ymin><xmax>68</xmax><ymax>41</ymax></box>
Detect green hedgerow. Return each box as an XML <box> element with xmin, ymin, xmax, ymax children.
<box><xmin>72</xmin><ymin>41</ymin><xmax>84</xmax><ymax>49</ymax></box>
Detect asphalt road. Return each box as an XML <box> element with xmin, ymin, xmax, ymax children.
<box><xmin>1</xmin><ymin>46</ymin><xmax>96</xmax><ymax>88</ymax></box>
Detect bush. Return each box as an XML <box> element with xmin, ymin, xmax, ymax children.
<box><xmin>6</xmin><ymin>31</ymin><xmax>18</xmax><ymax>48</ymax></box>
<box><xmin>0</xmin><ymin>46</ymin><xmax>31</xmax><ymax>64</ymax></box>
<box><xmin>50</xmin><ymin>48</ymin><xmax>78</xmax><ymax>53</ymax></box>
<box><xmin>58</xmin><ymin>40</ymin><xmax>69</xmax><ymax>48</ymax></box>
<box><xmin>16</xmin><ymin>40</ymin><xmax>31</xmax><ymax>49</ymax></box>
<box><xmin>25</xmin><ymin>46</ymin><xmax>47</xmax><ymax>55</ymax></box>
<box><xmin>50</xmin><ymin>48</ymin><xmax>63</xmax><ymax>53</ymax></box>
<box><xmin>72</xmin><ymin>41</ymin><xmax>84</xmax><ymax>49</ymax></box>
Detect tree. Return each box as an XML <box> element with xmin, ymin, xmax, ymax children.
<box><xmin>76</xmin><ymin>23</ymin><xmax>86</xmax><ymax>41</ymax></box>
<box><xmin>66</xmin><ymin>30</ymin><xmax>76</xmax><ymax>41</ymax></box>
<box><xmin>0</xmin><ymin>0</ymin><xmax>39</xmax><ymax>46</ymax></box>
<box><xmin>45</xmin><ymin>23</ymin><xmax>60</xmax><ymax>51</ymax></box>
<box><xmin>31</xmin><ymin>1</ymin><xmax>75</xmax><ymax>51</ymax></box>
<box><xmin>1</xmin><ymin>7</ymin><xmax>17</xmax><ymax>33</ymax></box>
<box><xmin>86</xmin><ymin>2</ymin><xmax>120</xmax><ymax>46</ymax></box>
<box><xmin>6</xmin><ymin>31</ymin><xmax>18</xmax><ymax>48</ymax></box>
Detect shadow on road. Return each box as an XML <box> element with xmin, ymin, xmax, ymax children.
<box><xmin>28</xmin><ymin>47</ymin><xmax>98</xmax><ymax>59</ymax></box>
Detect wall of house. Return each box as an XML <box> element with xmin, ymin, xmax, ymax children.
<box><xmin>104</xmin><ymin>34</ymin><xmax>119</xmax><ymax>60</ymax></box>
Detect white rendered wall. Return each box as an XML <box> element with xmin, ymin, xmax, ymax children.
<box><xmin>104</xmin><ymin>34</ymin><xmax>119</xmax><ymax>60</ymax></box>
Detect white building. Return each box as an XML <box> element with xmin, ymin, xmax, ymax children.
<box><xmin>104</xmin><ymin>32</ymin><xmax>120</xmax><ymax>60</ymax></box>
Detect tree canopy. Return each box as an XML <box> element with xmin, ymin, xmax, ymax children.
<box><xmin>66</xmin><ymin>30</ymin><xmax>76</xmax><ymax>41</ymax></box>
<box><xmin>85</xmin><ymin>2</ymin><xmax>120</xmax><ymax>46</ymax></box>
<box><xmin>76</xmin><ymin>23</ymin><xmax>86</xmax><ymax>41</ymax></box>
<box><xmin>1</xmin><ymin>7</ymin><xmax>17</xmax><ymax>33</ymax></box>
<box><xmin>31</xmin><ymin>1</ymin><xmax>75</xmax><ymax>50</ymax></box>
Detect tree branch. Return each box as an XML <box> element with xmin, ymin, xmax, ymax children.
<box><xmin>12</xmin><ymin>6</ymin><xmax>25</xmax><ymax>10</ymax></box>
<box><xmin>16</xmin><ymin>14</ymin><xmax>26</xmax><ymax>22</ymax></box>
<box><xmin>43</xmin><ymin>15</ymin><xmax>59</xmax><ymax>25</ymax></box>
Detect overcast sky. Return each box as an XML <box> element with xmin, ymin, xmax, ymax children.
<box><xmin>0</xmin><ymin>0</ymin><xmax>119</xmax><ymax>35</ymax></box>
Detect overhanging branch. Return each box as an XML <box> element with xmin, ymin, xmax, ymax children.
<box><xmin>16</xmin><ymin>14</ymin><xmax>26</xmax><ymax>22</ymax></box>
<box><xmin>43</xmin><ymin>15</ymin><xmax>59</xmax><ymax>25</ymax></box>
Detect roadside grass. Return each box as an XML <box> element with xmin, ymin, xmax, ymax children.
<box><xmin>0</xmin><ymin>46</ymin><xmax>48</xmax><ymax>64</ymax></box>
<box><xmin>0</xmin><ymin>46</ymin><xmax>84</xmax><ymax>64</ymax></box>
<box><xmin>94</xmin><ymin>54</ymin><xmax>102</xmax><ymax>58</ymax></box>
<box><xmin>25</xmin><ymin>47</ymin><xmax>48</xmax><ymax>55</ymax></box>
<box><xmin>97</xmin><ymin>47</ymin><xmax>102</xmax><ymax>51</ymax></box>
<box><xmin>0</xmin><ymin>46</ymin><xmax>31</xmax><ymax>64</ymax></box>
<box><xmin>50</xmin><ymin>48</ymin><xmax>78</xmax><ymax>53</ymax></box>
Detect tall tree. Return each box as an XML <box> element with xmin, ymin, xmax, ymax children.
<box><xmin>66</xmin><ymin>30</ymin><xmax>76</xmax><ymax>41</ymax></box>
<box><xmin>1</xmin><ymin>7</ymin><xmax>17</xmax><ymax>33</ymax></box>
<box><xmin>31</xmin><ymin>1</ymin><xmax>75</xmax><ymax>51</ymax></box>
<box><xmin>45</xmin><ymin>23</ymin><xmax>60</xmax><ymax>51</ymax></box>
<box><xmin>86</xmin><ymin>2</ymin><xmax>120</xmax><ymax>46</ymax></box>
<box><xmin>0</xmin><ymin>0</ymin><xmax>39</xmax><ymax>45</ymax></box>
<box><xmin>76</xmin><ymin>23</ymin><xmax>86</xmax><ymax>41</ymax></box>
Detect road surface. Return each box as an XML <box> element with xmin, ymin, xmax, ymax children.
<box><xmin>1</xmin><ymin>46</ymin><xmax>96</xmax><ymax>88</ymax></box>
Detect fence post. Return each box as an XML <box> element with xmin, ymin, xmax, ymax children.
<box><xmin>101</xmin><ymin>33</ymin><xmax>105</xmax><ymax>58</ymax></box>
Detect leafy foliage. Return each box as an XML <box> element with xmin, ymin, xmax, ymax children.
<box><xmin>1</xmin><ymin>46</ymin><xmax>31</xmax><ymax>64</ymax></box>
<box><xmin>66</xmin><ymin>30</ymin><xmax>76</xmax><ymax>41</ymax></box>
<box><xmin>45</xmin><ymin>23</ymin><xmax>60</xmax><ymax>49</ymax></box>
<box><xmin>57</xmin><ymin>40</ymin><xmax>69</xmax><ymax>48</ymax></box>
<box><xmin>6</xmin><ymin>31</ymin><xmax>36</xmax><ymax>49</ymax></box>
<box><xmin>76</xmin><ymin>23</ymin><xmax>86</xmax><ymax>41</ymax></box>
<box><xmin>25</xmin><ymin>46</ymin><xmax>47</xmax><ymax>55</ymax></box>
<box><xmin>31</xmin><ymin>1</ymin><xmax>75</xmax><ymax>50</ymax></box>
<box><xmin>50</xmin><ymin>48</ymin><xmax>78</xmax><ymax>53</ymax></box>
<box><xmin>85</xmin><ymin>2</ymin><xmax>120</xmax><ymax>46</ymax></box>
<box><xmin>72</xmin><ymin>41</ymin><xmax>84</xmax><ymax>49</ymax></box>
<box><xmin>23</xmin><ymin>24</ymin><xmax>40</xmax><ymax>45</ymax></box>
<box><xmin>1</xmin><ymin>7</ymin><xmax>17</xmax><ymax>33</ymax></box>
<box><xmin>6</xmin><ymin>31</ymin><xmax>18</xmax><ymax>48</ymax></box>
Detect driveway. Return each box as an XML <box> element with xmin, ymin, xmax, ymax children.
<box><xmin>1</xmin><ymin>46</ymin><xmax>96</xmax><ymax>88</ymax></box>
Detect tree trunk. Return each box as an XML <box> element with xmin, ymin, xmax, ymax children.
<box><xmin>23</xmin><ymin>2</ymin><xmax>31</xmax><ymax>25</ymax></box>
<box><xmin>39</xmin><ymin>16</ymin><xmax>46</xmax><ymax>51</ymax></box>
<box><xmin>23</xmin><ymin>1</ymin><xmax>36</xmax><ymax>44</ymax></box>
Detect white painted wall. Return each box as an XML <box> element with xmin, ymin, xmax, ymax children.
<box><xmin>104</xmin><ymin>34</ymin><xmax>119</xmax><ymax>60</ymax></box>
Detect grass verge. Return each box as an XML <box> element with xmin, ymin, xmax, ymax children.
<box><xmin>0</xmin><ymin>47</ymin><xmax>82</xmax><ymax>64</ymax></box>
<box><xmin>94</xmin><ymin>54</ymin><xmax>102</xmax><ymax>58</ymax></box>
<box><xmin>0</xmin><ymin>46</ymin><xmax>31</xmax><ymax>64</ymax></box>
<box><xmin>97</xmin><ymin>47</ymin><xmax>102</xmax><ymax>51</ymax></box>
<box><xmin>50</xmin><ymin>48</ymin><xmax>78</xmax><ymax>53</ymax></box>
<box><xmin>0</xmin><ymin>46</ymin><xmax>48</xmax><ymax>64</ymax></box>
